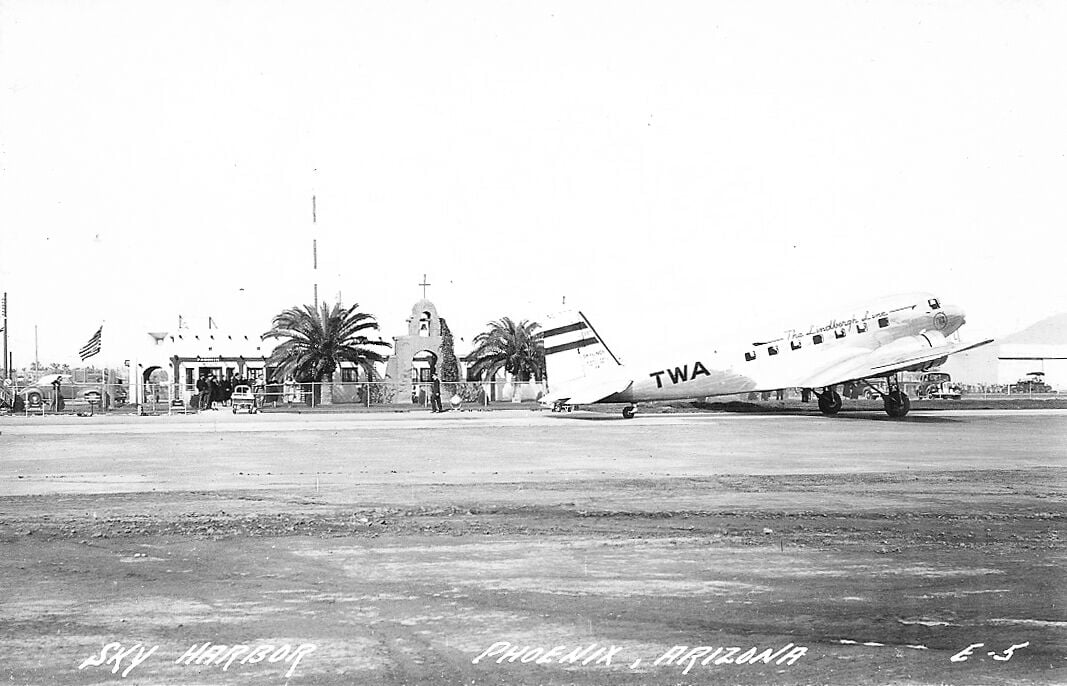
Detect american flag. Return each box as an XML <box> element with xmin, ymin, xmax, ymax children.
<box><xmin>79</xmin><ymin>326</ymin><xmax>102</xmax><ymax>361</ymax></box>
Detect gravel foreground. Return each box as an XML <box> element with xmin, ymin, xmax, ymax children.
<box><xmin>0</xmin><ymin>410</ymin><xmax>1064</xmax><ymax>685</ymax></box>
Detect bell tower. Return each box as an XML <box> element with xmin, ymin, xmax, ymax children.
<box><xmin>385</xmin><ymin>298</ymin><xmax>444</xmax><ymax>403</ymax></box>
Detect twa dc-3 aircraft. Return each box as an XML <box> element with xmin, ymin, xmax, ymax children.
<box><xmin>538</xmin><ymin>293</ymin><xmax>992</xmax><ymax>419</ymax></box>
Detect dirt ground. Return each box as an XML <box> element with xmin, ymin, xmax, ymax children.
<box><xmin>0</xmin><ymin>408</ymin><xmax>1064</xmax><ymax>685</ymax></box>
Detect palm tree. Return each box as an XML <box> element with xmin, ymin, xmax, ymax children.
<box><xmin>262</xmin><ymin>302</ymin><xmax>391</xmax><ymax>405</ymax></box>
<box><xmin>467</xmin><ymin>318</ymin><xmax>546</xmax><ymax>387</ymax></box>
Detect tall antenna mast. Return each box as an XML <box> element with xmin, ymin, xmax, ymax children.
<box><xmin>312</xmin><ymin>194</ymin><xmax>318</xmax><ymax>306</ymax></box>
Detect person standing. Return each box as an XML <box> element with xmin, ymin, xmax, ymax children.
<box><xmin>208</xmin><ymin>374</ymin><xmax>220</xmax><ymax>410</ymax></box>
<box><xmin>220</xmin><ymin>375</ymin><xmax>233</xmax><ymax>407</ymax></box>
<box><xmin>52</xmin><ymin>376</ymin><xmax>65</xmax><ymax>412</ymax></box>
<box><xmin>284</xmin><ymin>375</ymin><xmax>297</xmax><ymax>407</ymax></box>
<box><xmin>196</xmin><ymin>373</ymin><xmax>209</xmax><ymax>410</ymax></box>
<box><xmin>430</xmin><ymin>373</ymin><xmax>443</xmax><ymax>413</ymax></box>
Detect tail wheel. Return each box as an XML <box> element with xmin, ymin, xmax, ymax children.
<box><xmin>622</xmin><ymin>405</ymin><xmax>636</xmax><ymax>419</ymax></box>
<box><xmin>817</xmin><ymin>390</ymin><xmax>842</xmax><ymax>415</ymax></box>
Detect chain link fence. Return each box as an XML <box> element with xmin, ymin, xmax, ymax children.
<box><xmin>1</xmin><ymin>379</ymin><xmax>550</xmax><ymax>415</ymax></box>
<box><xmin>1</xmin><ymin>379</ymin><xmax>549</xmax><ymax>414</ymax></box>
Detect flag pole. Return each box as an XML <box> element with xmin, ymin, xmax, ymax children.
<box><xmin>100</xmin><ymin>322</ymin><xmax>106</xmax><ymax>413</ymax></box>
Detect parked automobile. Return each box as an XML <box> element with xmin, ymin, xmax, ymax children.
<box><xmin>914</xmin><ymin>372</ymin><xmax>962</xmax><ymax>400</ymax></box>
<box><xmin>1010</xmin><ymin>372</ymin><xmax>1053</xmax><ymax>394</ymax></box>
<box><xmin>18</xmin><ymin>373</ymin><xmax>127</xmax><ymax>408</ymax></box>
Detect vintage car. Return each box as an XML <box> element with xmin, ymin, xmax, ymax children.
<box><xmin>18</xmin><ymin>373</ymin><xmax>128</xmax><ymax>408</ymax></box>
<box><xmin>1010</xmin><ymin>372</ymin><xmax>1053</xmax><ymax>394</ymax></box>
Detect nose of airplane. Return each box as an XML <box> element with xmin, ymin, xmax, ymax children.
<box><xmin>942</xmin><ymin>304</ymin><xmax>966</xmax><ymax>334</ymax></box>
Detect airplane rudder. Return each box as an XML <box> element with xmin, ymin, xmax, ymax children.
<box><xmin>537</xmin><ymin>309</ymin><xmax>619</xmax><ymax>379</ymax></box>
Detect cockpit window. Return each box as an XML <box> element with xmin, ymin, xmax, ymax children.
<box><xmin>928</xmin><ymin>298</ymin><xmax>941</xmax><ymax>310</ymax></box>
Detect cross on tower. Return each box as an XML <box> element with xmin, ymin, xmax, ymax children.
<box><xmin>419</xmin><ymin>274</ymin><xmax>431</xmax><ymax>299</ymax></box>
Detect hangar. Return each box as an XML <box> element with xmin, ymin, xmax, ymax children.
<box><xmin>943</xmin><ymin>312</ymin><xmax>1067</xmax><ymax>391</ymax></box>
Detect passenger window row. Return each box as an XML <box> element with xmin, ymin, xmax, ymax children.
<box><xmin>744</xmin><ymin>316</ymin><xmax>891</xmax><ymax>362</ymax></box>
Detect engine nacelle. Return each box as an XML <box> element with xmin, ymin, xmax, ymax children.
<box><xmin>924</xmin><ymin>355</ymin><xmax>948</xmax><ymax>370</ymax></box>
<box><xmin>919</xmin><ymin>331</ymin><xmax>948</xmax><ymax>348</ymax></box>
<box><xmin>905</xmin><ymin>355</ymin><xmax>949</xmax><ymax>372</ymax></box>
<box><xmin>877</xmin><ymin>331</ymin><xmax>951</xmax><ymax>372</ymax></box>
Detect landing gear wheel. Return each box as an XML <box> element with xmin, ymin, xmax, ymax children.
<box><xmin>884</xmin><ymin>390</ymin><xmax>911</xmax><ymax>418</ymax></box>
<box><xmin>817</xmin><ymin>390</ymin><xmax>842</xmax><ymax>415</ymax></box>
<box><xmin>622</xmin><ymin>405</ymin><xmax>636</xmax><ymax>419</ymax></box>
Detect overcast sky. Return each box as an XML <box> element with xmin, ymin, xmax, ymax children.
<box><xmin>2</xmin><ymin>0</ymin><xmax>1065</xmax><ymax>367</ymax></box>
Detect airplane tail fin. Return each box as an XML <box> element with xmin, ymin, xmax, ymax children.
<box><xmin>538</xmin><ymin>309</ymin><xmax>622</xmax><ymax>385</ymax></box>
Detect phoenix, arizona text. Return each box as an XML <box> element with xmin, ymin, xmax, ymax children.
<box><xmin>472</xmin><ymin>641</ymin><xmax>807</xmax><ymax>674</ymax></box>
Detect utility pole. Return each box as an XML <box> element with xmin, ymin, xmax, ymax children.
<box><xmin>2</xmin><ymin>292</ymin><xmax>7</xmax><ymax>380</ymax></box>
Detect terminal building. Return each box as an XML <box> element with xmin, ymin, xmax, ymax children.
<box><xmin>124</xmin><ymin>296</ymin><xmax>545</xmax><ymax>407</ymax></box>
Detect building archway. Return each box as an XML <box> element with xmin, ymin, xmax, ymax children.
<box><xmin>142</xmin><ymin>365</ymin><xmax>163</xmax><ymax>404</ymax></box>
<box><xmin>412</xmin><ymin>350</ymin><xmax>439</xmax><ymax>382</ymax></box>
<box><xmin>411</xmin><ymin>350</ymin><xmax>438</xmax><ymax>405</ymax></box>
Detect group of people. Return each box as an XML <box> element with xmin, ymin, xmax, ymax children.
<box><xmin>194</xmin><ymin>372</ymin><xmax>254</xmax><ymax>410</ymax></box>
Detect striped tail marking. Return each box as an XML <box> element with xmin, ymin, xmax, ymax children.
<box><xmin>538</xmin><ymin>310</ymin><xmax>621</xmax><ymax>382</ymax></box>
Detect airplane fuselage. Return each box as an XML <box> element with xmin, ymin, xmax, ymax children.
<box><xmin>601</xmin><ymin>293</ymin><xmax>966</xmax><ymax>404</ymax></box>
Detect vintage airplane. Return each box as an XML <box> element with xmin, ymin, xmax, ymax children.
<box><xmin>537</xmin><ymin>292</ymin><xmax>992</xmax><ymax>418</ymax></box>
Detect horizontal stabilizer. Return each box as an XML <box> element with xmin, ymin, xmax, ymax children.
<box><xmin>541</xmin><ymin>376</ymin><xmax>633</xmax><ymax>406</ymax></box>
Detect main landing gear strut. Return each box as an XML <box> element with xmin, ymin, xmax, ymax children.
<box><xmin>860</xmin><ymin>375</ymin><xmax>911</xmax><ymax>418</ymax></box>
<box><xmin>814</xmin><ymin>386</ymin><xmax>843</xmax><ymax>415</ymax></box>
<box><xmin>812</xmin><ymin>376</ymin><xmax>911</xmax><ymax>418</ymax></box>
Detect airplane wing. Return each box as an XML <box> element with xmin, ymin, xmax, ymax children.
<box><xmin>794</xmin><ymin>337</ymin><xmax>994</xmax><ymax>390</ymax></box>
<box><xmin>541</xmin><ymin>375</ymin><xmax>633</xmax><ymax>405</ymax></box>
